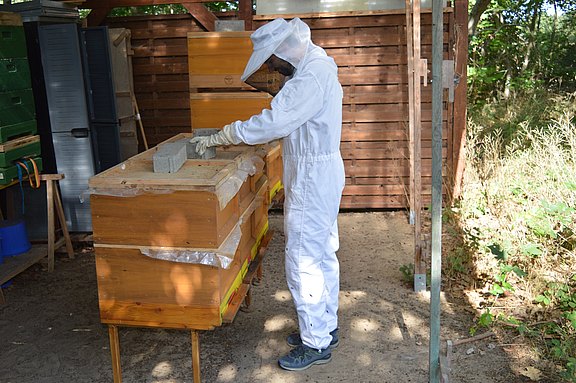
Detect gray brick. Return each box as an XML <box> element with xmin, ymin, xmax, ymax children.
<box><xmin>153</xmin><ymin>142</ymin><xmax>187</xmax><ymax>173</ymax></box>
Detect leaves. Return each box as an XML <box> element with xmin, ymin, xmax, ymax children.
<box><xmin>469</xmin><ymin>0</ymin><xmax>576</xmax><ymax>102</ymax></box>
<box><xmin>488</xmin><ymin>242</ymin><xmax>508</xmax><ymax>260</ymax></box>
<box><xmin>520</xmin><ymin>366</ymin><xmax>543</xmax><ymax>381</ymax></box>
<box><xmin>521</xmin><ymin>242</ymin><xmax>543</xmax><ymax>256</ymax></box>
<box><xmin>566</xmin><ymin>311</ymin><xmax>576</xmax><ymax>329</ymax></box>
<box><xmin>478</xmin><ymin>310</ymin><xmax>494</xmax><ymax>327</ymax></box>
<box><xmin>535</xmin><ymin>294</ymin><xmax>551</xmax><ymax>305</ymax></box>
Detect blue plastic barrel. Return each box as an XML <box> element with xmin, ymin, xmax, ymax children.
<box><xmin>0</xmin><ymin>219</ymin><xmax>31</xmax><ymax>258</ymax></box>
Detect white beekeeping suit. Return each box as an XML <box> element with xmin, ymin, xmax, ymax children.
<box><xmin>193</xmin><ymin>17</ymin><xmax>345</xmax><ymax>354</ymax></box>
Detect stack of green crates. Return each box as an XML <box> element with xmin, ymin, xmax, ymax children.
<box><xmin>0</xmin><ymin>12</ymin><xmax>42</xmax><ymax>185</ymax></box>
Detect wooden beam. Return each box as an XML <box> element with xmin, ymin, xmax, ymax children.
<box><xmin>239</xmin><ymin>0</ymin><xmax>253</xmax><ymax>31</ymax></box>
<box><xmin>451</xmin><ymin>0</ymin><xmax>468</xmax><ymax>200</ymax></box>
<box><xmin>405</xmin><ymin>0</ymin><xmax>415</xmax><ymax>226</ymax></box>
<box><xmin>83</xmin><ymin>0</ymin><xmax>220</xmax><ymax>8</ymax></box>
<box><xmin>87</xmin><ymin>7</ymin><xmax>111</xmax><ymax>27</ymax></box>
<box><xmin>191</xmin><ymin>331</ymin><xmax>201</xmax><ymax>383</ymax></box>
<box><xmin>183</xmin><ymin>3</ymin><xmax>217</xmax><ymax>32</ymax></box>
<box><xmin>412</xmin><ymin>0</ymin><xmax>425</xmax><ymax>291</ymax></box>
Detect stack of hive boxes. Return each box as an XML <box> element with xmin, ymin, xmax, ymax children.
<box><xmin>187</xmin><ymin>31</ymin><xmax>283</xmax><ymax>205</ymax></box>
<box><xmin>0</xmin><ymin>12</ymin><xmax>42</xmax><ymax>185</ymax></box>
<box><xmin>89</xmin><ymin>134</ymin><xmax>270</xmax><ymax>330</ymax></box>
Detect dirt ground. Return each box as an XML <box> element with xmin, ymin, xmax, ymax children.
<box><xmin>0</xmin><ymin>211</ymin><xmax>547</xmax><ymax>383</ymax></box>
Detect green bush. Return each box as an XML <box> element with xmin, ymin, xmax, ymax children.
<box><xmin>454</xmin><ymin>93</ymin><xmax>576</xmax><ymax>381</ymax></box>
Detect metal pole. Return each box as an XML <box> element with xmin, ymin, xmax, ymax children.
<box><xmin>429</xmin><ymin>0</ymin><xmax>444</xmax><ymax>381</ymax></box>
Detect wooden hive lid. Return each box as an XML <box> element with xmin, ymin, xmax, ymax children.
<box><xmin>89</xmin><ymin>133</ymin><xmax>264</xmax><ymax>193</ymax></box>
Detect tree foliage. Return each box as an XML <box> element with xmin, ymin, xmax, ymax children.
<box><xmin>108</xmin><ymin>2</ymin><xmax>238</xmax><ymax>16</ymax></box>
<box><xmin>468</xmin><ymin>0</ymin><xmax>576</xmax><ymax>106</ymax></box>
<box><xmin>79</xmin><ymin>2</ymin><xmax>239</xmax><ymax>18</ymax></box>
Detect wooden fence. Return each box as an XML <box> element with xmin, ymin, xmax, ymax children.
<box><xmin>104</xmin><ymin>7</ymin><xmax>466</xmax><ymax>209</ymax></box>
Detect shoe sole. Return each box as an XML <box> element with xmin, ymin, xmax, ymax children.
<box><xmin>278</xmin><ymin>354</ymin><xmax>332</xmax><ymax>371</ymax></box>
<box><xmin>287</xmin><ymin>339</ymin><xmax>339</xmax><ymax>349</ymax></box>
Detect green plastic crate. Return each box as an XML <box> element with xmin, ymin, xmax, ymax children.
<box><xmin>0</xmin><ymin>89</ymin><xmax>35</xmax><ymax>128</ymax></box>
<box><xmin>0</xmin><ymin>156</ymin><xmax>42</xmax><ymax>185</ymax></box>
<box><xmin>0</xmin><ymin>26</ymin><xmax>27</xmax><ymax>59</ymax></box>
<box><xmin>0</xmin><ymin>58</ymin><xmax>31</xmax><ymax>92</ymax></box>
<box><xmin>0</xmin><ymin>140</ymin><xmax>40</xmax><ymax>167</ymax></box>
<box><xmin>0</xmin><ymin>119</ymin><xmax>37</xmax><ymax>143</ymax></box>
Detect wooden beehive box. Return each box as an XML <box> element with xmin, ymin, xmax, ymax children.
<box><xmin>187</xmin><ymin>31</ymin><xmax>253</xmax><ymax>89</ymax></box>
<box><xmin>190</xmin><ymin>92</ymin><xmax>272</xmax><ymax>129</ymax></box>
<box><xmin>187</xmin><ymin>31</ymin><xmax>282</xmax><ymax>130</ymax></box>
<box><xmin>90</xmin><ymin>134</ymin><xmax>269</xmax><ymax>329</ymax></box>
<box><xmin>187</xmin><ymin>31</ymin><xmax>283</xmax><ymax>93</ymax></box>
<box><xmin>263</xmin><ymin>141</ymin><xmax>283</xmax><ymax>203</ymax></box>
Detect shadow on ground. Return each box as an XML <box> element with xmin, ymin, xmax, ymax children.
<box><xmin>0</xmin><ymin>212</ymin><xmax>542</xmax><ymax>382</ymax></box>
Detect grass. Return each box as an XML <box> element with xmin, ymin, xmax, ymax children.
<box><xmin>449</xmin><ymin>91</ymin><xmax>576</xmax><ymax>381</ymax></box>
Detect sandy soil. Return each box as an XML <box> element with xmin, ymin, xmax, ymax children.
<box><xmin>0</xmin><ymin>212</ymin><xmax>546</xmax><ymax>382</ymax></box>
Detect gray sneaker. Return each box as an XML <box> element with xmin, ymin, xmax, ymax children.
<box><xmin>278</xmin><ymin>344</ymin><xmax>332</xmax><ymax>371</ymax></box>
<box><xmin>286</xmin><ymin>328</ymin><xmax>339</xmax><ymax>348</ymax></box>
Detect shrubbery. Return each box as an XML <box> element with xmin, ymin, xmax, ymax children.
<box><xmin>452</xmin><ymin>92</ymin><xmax>576</xmax><ymax>381</ymax></box>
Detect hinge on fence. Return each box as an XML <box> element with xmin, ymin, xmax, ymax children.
<box><xmin>442</xmin><ymin>60</ymin><xmax>455</xmax><ymax>102</ymax></box>
<box><xmin>414</xmin><ymin>273</ymin><xmax>426</xmax><ymax>292</ymax></box>
<box><xmin>420</xmin><ymin>58</ymin><xmax>428</xmax><ymax>86</ymax></box>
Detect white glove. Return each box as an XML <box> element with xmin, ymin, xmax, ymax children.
<box><xmin>190</xmin><ymin>124</ymin><xmax>238</xmax><ymax>155</ymax></box>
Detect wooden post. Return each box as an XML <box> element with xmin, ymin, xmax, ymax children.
<box><xmin>451</xmin><ymin>0</ymin><xmax>469</xmax><ymax>200</ymax></box>
<box><xmin>45</xmin><ymin>175</ymin><xmax>55</xmax><ymax>273</ymax></box>
<box><xmin>405</xmin><ymin>0</ymin><xmax>415</xmax><ymax>226</ymax></box>
<box><xmin>412</xmin><ymin>0</ymin><xmax>425</xmax><ymax>293</ymax></box>
<box><xmin>108</xmin><ymin>325</ymin><xmax>122</xmax><ymax>383</ymax></box>
<box><xmin>53</xmin><ymin>182</ymin><xmax>74</xmax><ymax>259</ymax></box>
<box><xmin>86</xmin><ymin>7</ymin><xmax>110</xmax><ymax>27</ymax></box>
<box><xmin>191</xmin><ymin>330</ymin><xmax>201</xmax><ymax>383</ymax></box>
<box><xmin>239</xmin><ymin>0</ymin><xmax>253</xmax><ymax>31</ymax></box>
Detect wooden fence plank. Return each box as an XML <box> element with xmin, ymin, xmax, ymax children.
<box><xmin>102</xmin><ymin>11</ymin><xmax>459</xmax><ymax>209</ymax></box>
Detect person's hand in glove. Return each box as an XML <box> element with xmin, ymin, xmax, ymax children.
<box><xmin>190</xmin><ymin>124</ymin><xmax>240</xmax><ymax>156</ymax></box>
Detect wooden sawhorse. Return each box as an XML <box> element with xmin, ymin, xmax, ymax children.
<box><xmin>40</xmin><ymin>174</ymin><xmax>74</xmax><ymax>272</ymax></box>
<box><xmin>0</xmin><ymin>174</ymin><xmax>74</xmax><ymax>304</ymax></box>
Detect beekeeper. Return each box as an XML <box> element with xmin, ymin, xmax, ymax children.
<box><xmin>191</xmin><ymin>17</ymin><xmax>345</xmax><ymax>371</ymax></box>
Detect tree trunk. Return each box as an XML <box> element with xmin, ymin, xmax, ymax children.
<box><xmin>468</xmin><ymin>0</ymin><xmax>493</xmax><ymax>36</ymax></box>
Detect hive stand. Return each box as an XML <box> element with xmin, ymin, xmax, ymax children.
<box><xmin>106</xmin><ymin>230</ymin><xmax>273</xmax><ymax>383</ymax></box>
<box><xmin>0</xmin><ymin>174</ymin><xmax>74</xmax><ymax>303</ymax></box>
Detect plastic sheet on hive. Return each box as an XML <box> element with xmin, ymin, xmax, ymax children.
<box><xmin>215</xmin><ymin>154</ymin><xmax>265</xmax><ymax>210</ymax></box>
<box><xmin>139</xmin><ymin>224</ymin><xmax>241</xmax><ymax>269</ymax></box>
<box><xmin>137</xmin><ymin>194</ymin><xmax>263</xmax><ymax>268</ymax></box>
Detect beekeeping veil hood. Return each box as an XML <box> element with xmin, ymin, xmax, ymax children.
<box><xmin>241</xmin><ymin>18</ymin><xmax>312</xmax><ymax>82</ymax></box>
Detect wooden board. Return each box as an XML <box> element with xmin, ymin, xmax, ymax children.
<box><xmin>0</xmin><ymin>134</ymin><xmax>39</xmax><ymax>152</ymax></box>
<box><xmin>108</xmin><ymin>28</ymin><xmax>135</xmax><ymax>120</ymax></box>
<box><xmin>0</xmin><ymin>245</ymin><xmax>46</xmax><ymax>286</ymax></box>
<box><xmin>0</xmin><ymin>12</ymin><xmax>22</xmax><ymax>26</ymax></box>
